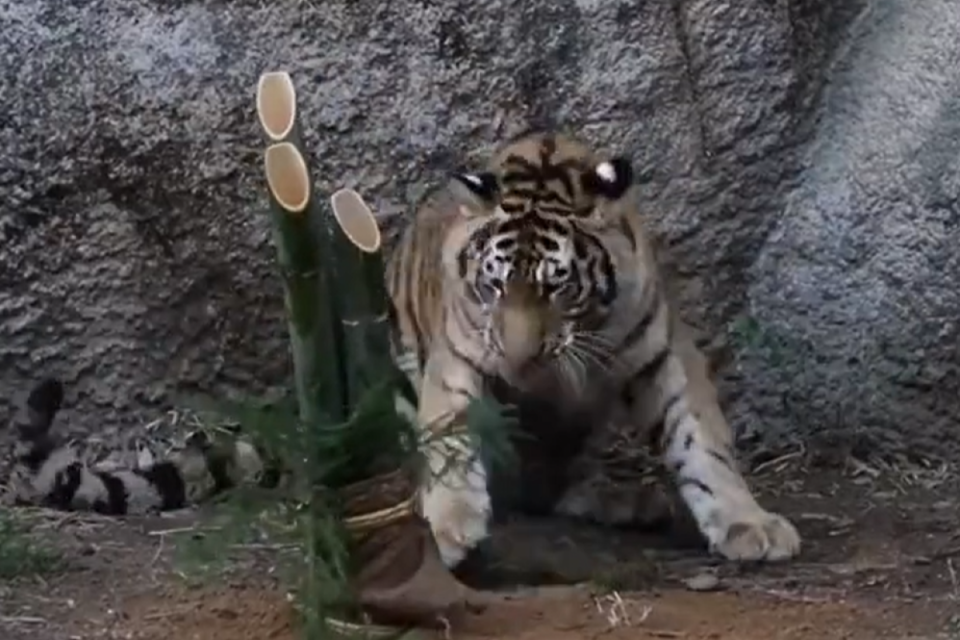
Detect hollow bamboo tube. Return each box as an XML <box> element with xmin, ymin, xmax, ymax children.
<box><xmin>256</xmin><ymin>71</ymin><xmax>298</xmax><ymax>142</ymax></box>
<box><xmin>329</xmin><ymin>188</ymin><xmax>394</xmax><ymax>406</ymax></box>
<box><xmin>262</xmin><ymin>141</ymin><xmax>347</xmax><ymax>424</ymax></box>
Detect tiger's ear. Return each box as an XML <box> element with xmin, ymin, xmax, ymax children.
<box><xmin>450</xmin><ymin>171</ymin><xmax>499</xmax><ymax>207</ymax></box>
<box><xmin>581</xmin><ymin>157</ymin><xmax>633</xmax><ymax>201</ymax></box>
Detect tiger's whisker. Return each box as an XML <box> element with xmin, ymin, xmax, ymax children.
<box><xmin>560</xmin><ymin>350</ymin><xmax>588</xmax><ymax>394</ymax></box>
<box><xmin>568</xmin><ymin>339</ymin><xmax>613</xmax><ymax>370</ymax></box>
<box><xmin>567</xmin><ymin>343</ymin><xmax>615</xmax><ymax>379</ymax></box>
<box><xmin>553</xmin><ymin>352</ymin><xmax>583</xmax><ymax>395</ymax></box>
<box><xmin>572</xmin><ymin>332</ymin><xmax>616</xmax><ymax>358</ymax></box>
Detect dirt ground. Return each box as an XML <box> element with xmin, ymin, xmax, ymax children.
<box><xmin>2</xmin><ymin>455</ymin><xmax>959</xmax><ymax>640</ymax></box>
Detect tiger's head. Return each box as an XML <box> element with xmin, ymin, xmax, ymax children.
<box><xmin>441</xmin><ymin>131</ymin><xmax>643</xmax><ymax>388</ymax></box>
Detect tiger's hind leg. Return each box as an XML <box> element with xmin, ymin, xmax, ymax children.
<box><xmin>554</xmin><ymin>418</ymin><xmax>678</xmax><ymax>531</ymax></box>
<box><xmin>416</xmin><ymin>349</ymin><xmax>491</xmax><ymax>569</ymax></box>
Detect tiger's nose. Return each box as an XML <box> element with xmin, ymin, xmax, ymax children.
<box><xmin>500</xmin><ymin>322</ymin><xmax>545</xmax><ymax>370</ymax></box>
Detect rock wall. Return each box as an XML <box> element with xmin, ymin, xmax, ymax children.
<box><xmin>1</xmin><ymin>0</ymin><xmax>956</xmax><ymax>456</ymax></box>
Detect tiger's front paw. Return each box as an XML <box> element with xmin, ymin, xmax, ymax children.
<box><xmin>710</xmin><ymin>508</ymin><xmax>801</xmax><ymax>562</ymax></box>
<box><xmin>421</xmin><ymin>459</ymin><xmax>492</xmax><ymax>568</ymax></box>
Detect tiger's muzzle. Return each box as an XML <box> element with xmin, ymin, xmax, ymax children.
<box><xmin>491</xmin><ymin>278</ymin><xmax>564</xmax><ymax>381</ymax></box>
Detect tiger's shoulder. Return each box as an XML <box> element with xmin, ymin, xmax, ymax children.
<box><xmin>3</xmin><ymin>378</ymin><xmax>274</xmax><ymax>515</ymax></box>
<box><xmin>383</xmin><ymin>176</ymin><xmax>494</xmax><ymax>381</ymax></box>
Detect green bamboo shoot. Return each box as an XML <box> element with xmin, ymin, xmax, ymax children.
<box><xmin>329</xmin><ymin>188</ymin><xmax>396</xmax><ymax>407</ymax></box>
<box><xmin>257</xmin><ymin>71</ymin><xmax>347</xmax><ymax>425</ymax></box>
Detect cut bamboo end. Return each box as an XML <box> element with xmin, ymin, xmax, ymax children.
<box><xmin>264</xmin><ymin>143</ymin><xmax>311</xmax><ymax>214</ymax></box>
<box><xmin>330</xmin><ymin>188</ymin><xmax>381</xmax><ymax>253</ymax></box>
<box><xmin>256</xmin><ymin>71</ymin><xmax>297</xmax><ymax>141</ymax></box>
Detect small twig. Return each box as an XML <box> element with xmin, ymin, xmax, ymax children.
<box><xmin>143</xmin><ymin>607</ymin><xmax>195</xmax><ymax>621</ymax></box>
<box><xmin>592</xmin><ymin>591</ymin><xmax>643</xmax><ymax>628</ymax></box>
<box><xmin>753</xmin><ymin>450</ymin><xmax>803</xmax><ymax>476</ymax></box>
<box><xmin>151</xmin><ymin>534</ymin><xmax>165</xmax><ymax>566</ymax></box>
<box><xmin>847</xmin><ymin>456</ymin><xmax>881</xmax><ymax>480</ymax></box>
<box><xmin>231</xmin><ymin>543</ymin><xmax>298</xmax><ymax>551</ymax></box>
<box><xmin>0</xmin><ymin>615</ymin><xmax>47</xmax><ymax>624</ymax></box>
<box><xmin>437</xmin><ymin>615</ymin><xmax>452</xmax><ymax>640</ymax></box>
<box><xmin>932</xmin><ymin>545</ymin><xmax>960</xmax><ymax>560</ymax></box>
<box><xmin>53</xmin><ymin>513</ymin><xmax>80</xmax><ymax>530</ymax></box>
<box><xmin>147</xmin><ymin>526</ymin><xmax>220</xmax><ymax>537</ymax></box>
<box><xmin>635</xmin><ymin>604</ymin><xmax>653</xmax><ymax>625</ymax></box>
<box><xmin>142</xmin><ymin>417</ymin><xmax>164</xmax><ymax>432</ymax></box>
<box><xmin>947</xmin><ymin>558</ymin><xmax>958</xmax><ymax>600</ymax></box>
<box><xmin>756</xmin><ymin>588</ymin><xmax>832</xmax><ymax>604</ymax></box>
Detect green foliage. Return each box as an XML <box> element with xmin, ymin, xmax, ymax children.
<box><xmin>178</xmin><ymin>379</ymin><xmax>517</xmax><ymax>639</ymax></box>
<box><xmin>0</xmin><ymin>511</ymin><xmax>60</xmax><ymax>580</ymax></box>
<box><xmin>467</xmin><ymin>392</ymin><xmax>520</xmax><ymax>475</ymax></box>
<box><xmin>323</xmin><ymin>377</ymin><xmax>419</xmax><ymax>487</ymax></box>
<box><xmin>170</xmin><ymin>491</ymin><xmax>294</xmax><ymax>582</ymax></box>
<box><xmin>185</xmin><ymin>375</ymin><xmax>419</xmax><ymax>494</ymax></box>
<box><xmin>728</xmin><ymin>315</ymin><xmax>764</xmax><ymax>351</ymax></box>
<box><xmin>729</xmin><ymin>314</ymin><xmax>813</xmax><ymax>368</ymax></box>
<box><xmin>298</xmin><ymin>495</ymin><xmax>355</xmax><ymax>638</ymax></box>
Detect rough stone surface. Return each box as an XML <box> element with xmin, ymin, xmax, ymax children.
<box><xmin>0</xmin><ymin>0</ymin><xmax>956</xmax><ymax>456</ymax></box>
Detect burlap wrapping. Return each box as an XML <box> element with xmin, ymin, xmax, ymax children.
<box><xmin>327</xmin><ymin>465</ymin><xmax>479</xmax><ymax>634</ymax></box>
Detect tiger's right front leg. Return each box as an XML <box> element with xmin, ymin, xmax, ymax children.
<box><xmin>417</xmin><ymin>349</ymin><xmax>491</xmax><ymax>569</ymax></box>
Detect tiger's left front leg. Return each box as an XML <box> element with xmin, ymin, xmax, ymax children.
<box><xmin>417</xmin><ymin>349</ymin><xmax>491</xmax><ymax>569</ymax></box>
<box><xmin>626</xmin><ymin>348</ymin><xmax>801</xmax><ymax>562</ymax></box>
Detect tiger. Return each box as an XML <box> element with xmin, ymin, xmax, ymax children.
<box><xmin>385</xmin><ymin>129</ymin><xmax>801</xmax><ymax>568</ymax></box>
<box><xmin>2</xmin><ymin>377</ymin><xmax>270</xmax><ymax>515</ymax></box>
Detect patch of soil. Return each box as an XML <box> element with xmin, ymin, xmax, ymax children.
<box><xmin>108</xmin><ymin>585</ymin><xmax>295</xmax><ymax>640</ymax></box>
<box><xmin>2</xmin><ymin>462</ymin><xmax>959</xmax><ymax>640</ymax></box>
<box><xmin>76</xmin><ymin>583</ymin><xmax>951</xmax><ymax>640</ymax></box>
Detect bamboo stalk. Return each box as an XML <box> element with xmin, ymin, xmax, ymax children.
<box><xmin>258</xmin><ymin>73</ymin><xmax>353</xmax><ymax>640</ymax></box>
<box><xmin>256</xmin><ymin>71</ymin><xmax>430</xmax><ymax>640</ymax></box>
<box><xmin>329</xmin><ymin>188</ymin><xmax>395</xmax><ymax>408</ymax></box>
<box><xmin>261</xmin><ymin>140</ymin><xmax>347</xmax><ymax>427</ymax></box>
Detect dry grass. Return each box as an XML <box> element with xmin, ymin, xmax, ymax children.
<box><xmin>591</xmin><ymin>590</ymin><xmax>653</xmax><ymax>629</ymax></box>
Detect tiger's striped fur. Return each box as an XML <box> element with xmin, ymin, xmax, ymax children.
<box><xmin>3</xmin><ymin>378</ymin><xmax>270</xmax><ymax>515</ymax></box>
<box><xmin>386</xmin><ymin>130</ymin><xmax>800</xmax><ymax>567</ymax></box>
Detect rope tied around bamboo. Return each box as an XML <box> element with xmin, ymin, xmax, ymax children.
<box><xmin>342</xmin><ymin>495</ymin><xmax>417</xmax><ymax>534</ymax></box>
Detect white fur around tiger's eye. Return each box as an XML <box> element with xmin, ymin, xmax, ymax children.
<box><xmin>596</xmin><ymin>161</ymin><xmax>618</xmax><ymax>184</ymax></box>
<box><xmin>462</xmin><ymin>174</ymin><xmax>484</xmax><ymax>188</ymax></box>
